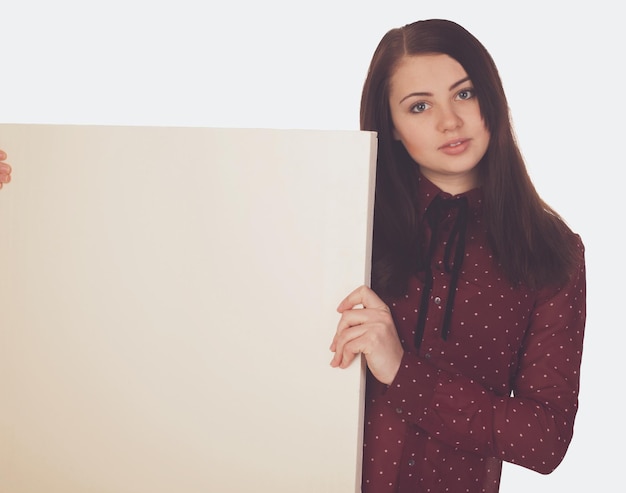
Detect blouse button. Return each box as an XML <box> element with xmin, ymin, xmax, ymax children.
<box><xmin>434</xmin><ymin>296</ymin><xmax>442</xmax><ymax>305</ymax></box>
<box><xmin>395</xmin><ymin>407</ymin><xmax>403</xmax><ymax>414</ymax></box>
<box><xmin>424</xmin><ymin>353</ymin><xmax>431</xmax><ymax>359</ymax></box>
<box><xmin>408</xmin><ymin>459</ymin><xmax>416</xmax><ymax>467</ymax></box>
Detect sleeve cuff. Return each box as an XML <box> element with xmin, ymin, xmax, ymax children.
<box><xmin>382</xmin><ymin>351</ymin><xmax>440</xmax><ymax>423</ymax></box>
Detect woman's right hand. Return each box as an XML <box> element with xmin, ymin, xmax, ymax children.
<box><xmin>329</xmin><ymin>285</ymin><xmax>404</xmax><ymax>385</ymax></box>
<box><xmin>0</xmin><ymin>150</ymin><xmax>12</xmax><ymax>189</ymax></box>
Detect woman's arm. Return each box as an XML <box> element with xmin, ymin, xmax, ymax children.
<box><xmin>381</xmin><ymin>241</ymin><xmax>586</xmax><ymax>473</ymax></box>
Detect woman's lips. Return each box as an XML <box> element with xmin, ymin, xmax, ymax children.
<box><xmin>439</xmin><ymin>138</ymin><xmax>470</xmax><ymax>155</ymax></box>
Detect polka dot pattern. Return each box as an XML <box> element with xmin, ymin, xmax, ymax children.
<box><xmin>361</xmin><ymin>177</ymin><xmax>586</xmax><ymax>492</ymax></box>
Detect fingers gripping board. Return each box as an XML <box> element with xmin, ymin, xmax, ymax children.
<box><xmin>0</xmin><ymin>125</ymin><xmax>376</xmax><ymax>493</ymax></box>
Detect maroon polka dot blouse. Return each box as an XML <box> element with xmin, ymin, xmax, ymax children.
<box><xmin>362</xmin><ymin>175</ymin><xmax>586</xmax><ymax>492</ymax></box>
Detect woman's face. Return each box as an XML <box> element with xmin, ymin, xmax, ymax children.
<box><xmin>388</xmin><ymin>54</ymin><xmax>490</xmax><ymax>194</ymax></box>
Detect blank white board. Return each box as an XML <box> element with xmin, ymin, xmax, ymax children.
<box><xmin>0</xmin><ymin>125</ymin><xmax>376</xmax><ymax>493</ymax></box>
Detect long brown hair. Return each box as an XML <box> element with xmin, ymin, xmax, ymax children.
<box><xmin>361</xmin><ymin>19</ymin><xmax>580</xmax><ymax>297</ymax></box>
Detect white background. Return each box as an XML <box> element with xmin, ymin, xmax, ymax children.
<box><xmin>0</xmin><ymin>1</ymin><xmax>619</xmax><ymax>491</ymax></box>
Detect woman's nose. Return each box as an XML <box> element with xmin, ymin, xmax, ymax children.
<box><xmin>437</xmin><ymin>105</ymin><xmax>462</xmax><ymax>132</ymax></box>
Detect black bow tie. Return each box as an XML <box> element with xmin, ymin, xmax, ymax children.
<box><xmin>414</xmin><ymin>194</ymin><xmax>469</xmax><ymax>349</ymax></box>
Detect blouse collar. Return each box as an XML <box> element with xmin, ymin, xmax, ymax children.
<box><xmin>415</xmin><ymin>172</ymin><xmax>483</xmax><ymax>219</ymax></box>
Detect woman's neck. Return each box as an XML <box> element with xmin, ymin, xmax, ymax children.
<box><xmin>419</xmin><ymin>167</ymin><xmax>479</xmax><ymax>196</ymax></box>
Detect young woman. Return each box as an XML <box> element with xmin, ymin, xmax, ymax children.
<box><xmin>330</xmin><ymin>19</ymin><xmax>586</xmax><ymax>492</ymax></box>
<box><xmin>0</xmin><ymin>150</ymin><xmax>11</xmax><ymax>188</ymax></box>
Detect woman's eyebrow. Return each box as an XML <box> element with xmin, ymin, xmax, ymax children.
<box><xmin>450</xmin><ymin>76</ymin><xmax>471</xmax><ymax>90</ymax></box>
<box><xmin>398</xmin><ymin>76</ymin><xmax>473</xmax><ymax>104</ymax></box>
<box><xmin>399</xmin><ymin>91</ymin><xmax>431</xmax><ymax>103</ymax></box>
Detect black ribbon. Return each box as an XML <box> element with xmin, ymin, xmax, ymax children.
<box><xmin>414</xmin><ymin>195</ymin><xmax>469</xmax><ymax>349</ymax></box>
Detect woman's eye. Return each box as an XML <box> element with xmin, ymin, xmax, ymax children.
<box><xmin>456</xmin><ymin>89</ymin><xmax>475</xmax><ymax>100</ymax></box>
<box><xmin>410</xmin><ymin>101</ymin><xmax>430</xmax><ymax>113</ymax></box>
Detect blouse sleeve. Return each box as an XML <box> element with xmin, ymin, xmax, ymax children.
<box><xmin>381</xmin><ymin>243</ymin><xmax>587</xmax><ymax>474</ymax></box>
